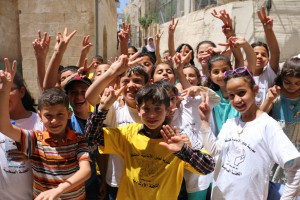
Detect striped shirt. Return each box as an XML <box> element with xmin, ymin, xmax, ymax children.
<box><xmin>19</xmin><ymin>128</ymin><xmax>90</xmax><ymax>200</ymax></box>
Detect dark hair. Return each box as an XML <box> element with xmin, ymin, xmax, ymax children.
<box><xmin>13</xmin><ymin>73</ymin><xmax>36</xmax><ymax>112</ymax></box>
<box><xmin>224</xmin><ymin>69</ymin><xmax>256</xmax><ymax>89</ymax></box>
<box><xmin>275</xmin><ymin>57</ymin><xmax>300</xmax><ymax>86</ymax></box>
<box><xmin>183</xmin><ymin>65</ymin><xmax>201</xmax><ymax>86</ymax></box>
<box><xmin>154</xmin><ymin>80</ymin><xmax>179</xmax><ymax>96</ymax></box>
<box><xmin>120</xmin><ymin>65</ymin><xmax>149</xmax><ymax>84</ymax></box>
<box><xmin>59</xmin><ymin>65</ymin><xmax>79</xmax><ymax>74</ymax></box>
<box><xmin>163</xmin><ymin>50</ymin><xmax>170</xmax><ymax>54</ymax></box>
<box><xmin>136</xmin><ymin>84</ymin><xmax>170</xmax><ymax>108</ymax></box>
<box><xmin>176</xmin><ymin>43</ymin><xmax>195</xmax><ymax>66</ymax></box>
<box><xmin>139</xmin><ymin>52</ymin><xmax>156</xmax><ymax>65</ymax></box>
<box><xmin>196</xmin><ymin>40</ymin><xmax>216</xmax><ymax>54</ymax></box>
<box><xmin>128</xmin><ymin>46</ymin><xmax>138</xmax><ymax>53</ymax></box>
<box><xmin>150</xmin><ymin>61</ymin><xmax>175</xmax><ymax>80</ymax></box>
<box><xmin>38</xmin><ymin>88</ymin><xmax>69</xmax><ymax>110</ymax></box>
<box><xmin>204</xmin><ymin>55</ymin><xmax>232</xmax><ymax>91</ymax></box>
<box><xmin>93</xmin><ymin>55</ymin><xmax>104</xmax><ymax>64</ymax></box>
<box><xmin>251</xmin><ymin>41</ymin><xmax>270</xmax><ymax>57</ymax></box>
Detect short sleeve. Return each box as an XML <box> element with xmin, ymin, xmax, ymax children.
<box><xmin>19</xmin><ymin>129</ymin><xmax>36</xmax><ymax>158</ymax></box>
<box><xmin>76</xmin><ymin>135</ymin><xmax>90</xmax><ymax>162</ymax></box>
<box><xmin>100</xmin><ymin>127</ymin><xmax>126</xmax><ymax>158</ymax></box>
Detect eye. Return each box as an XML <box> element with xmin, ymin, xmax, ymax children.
<box><xmin>167</xmin><ymin>69</ymin><xmax>173</xmax><ymax>74</ymax></box>
<box><xmin>237</xmin><ymin>91</ymin><xmax>246</xmax><ymax>97</ymax></box>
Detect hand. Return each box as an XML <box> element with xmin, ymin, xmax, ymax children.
<box><xmin>159</xmin><ymin>125</ymin><xmax>184</xmax><ymax>153</ymax></box>
<box><xmin>155</xmin><ymin>30</ymin><xmax>163</xmax><ymax>41</ymax></box>
<box><xmin>54</xmin><ymin>27</ymin><xmax>77</xmax><ymax>53</ymax></box>
<box><xmin>81</xmin><ymin>35</ymin><xmax>93</xmax><ymax>56</ymax></box>
<box><xmin>168</xmin><ymin>16</ymin><xmax>178</xmax><ymax>35</ymax></box>
<box><xmin>181</xmin><ymin>86</ymin><xmax>208</xmax><ymax>99</ymax></box>
<box><xmin>181</xmin><ymin>134</ymin><xmax>192</xmax><ymax>148</ymax></box>
<box><xmin>34</xmin><ymin>187</ymin><xmax>63</xmax><ymax>200</ymax></box>
<box><xmin>32</xmin><ymin>30</ymin><xmax>51</xmax><ymax>59</ymax></box>
<box><xmin>118</xmin><ymin>22</ymin><xmax>130</xmax><ymax>42</ymax></box>
<box><xmin>0</xmin><ymin>58</ymin><xmax>17</xmax><ymax>93</ymax></box>
<box><xmin>257</xmin><ymin>6</ymin><xmax>273</xmax><ymax>30</ymax></box>
<box><xmin>179</xmin><ymin>45</ymin><xmax>192</xmax><ymax>66</ymax></box>
<box><xmin>77</xmin><ymin>58</ymin><xmax>96</xmax><ymax>77</ymax></box>
<box><xmin>211</xmin><ymin>9</ymin><xmax>235</xmax><ymax>38</ymax></box>
<box><xmin>109</xmin><ymin>55</ymin><xmax>129</xmax><ymax>75</ymax></box>
<box><xmin>99</xmin><ymin>85</ymin><xmax>126</xmax><ymax>110</ymax></box>
<box><xmin>198</xmin><ymin>92</ymin><xmax>211</xmax><ymax>122</ymax></box>
<box><xmin>219</xmin><ymin>36</ymin><xmax>247</xmax><ymax>53</ymax></box>
<box><xmin>267</xmin><ymin>85</ymin><xmax>280</xmax><ymax>101</ymax></box>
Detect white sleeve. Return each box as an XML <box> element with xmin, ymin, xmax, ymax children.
<box><xmin>207</xmin><ymin>88</ymin><xmax>220</xmax><ymax>107</ymax></box>
<box><xmin>200</xmin><ymin>127</ymin><xmax>221</xmax><ymax>157</ymax></box>
<box><xmin>281</xmin><ymin>158</ymin><xmax>300</xmax><ymax>199</ymax></box>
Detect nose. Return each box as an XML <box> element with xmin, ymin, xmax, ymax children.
<box><xmin>127</xmin><ymin>80</ymin><xmax>136</xmax><ymax>88</ymax></box>
<box><xmin>51</xmin><ymin>117</ymin><xmax>58</xmax><ymax>124</ymax></box>
<box><xmin>234</xmin><ymin>95</ymin><xmax>241</xmax><ymax>103</ymax></box>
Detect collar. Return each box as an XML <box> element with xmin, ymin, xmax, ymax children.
<box><xmin>41</xmin><ymin>127</ymin><xmax>77</xmax><ymax>143</ymax></box>
<box><xmin>138</xmin><ymin>124</ymin><xmax>163</xmax><ymax>139</ymax></box>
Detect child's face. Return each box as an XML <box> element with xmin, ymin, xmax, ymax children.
<box><xmin>120</xmin><ymin>74</ymin><xmax>145</xmax><ymax>104</ymax></box>
<box><xmin>60</xmin><ymin>70</ymin><xmax>76</xmax><ymax>88</ymax></box>
<box><xmin>137</xmin><ymin>100</ymin><xmax>169</xmax><ymax>130</ymax></box>
<box><xmin>226</xmin><ymin>77</ymin><xmax>257</xmax><ymax>114</ymax></box>
<box><xmin>183</xmin><ymin>67</ymin><xmax>200</xmax><ymax>86</ymax></box>
<box><xmin>282</xmin><ymin>76</ymin><xmax>300</xmax><ymax>94</ymax></box>
<box><xmin>197</xmin><ymin>43</ymin><xmax>214</xmax><ymax>68</ymax></box>
<box><xmin>139</xmin><ymin>56</ymin><xmax>153</xmax><ymax>77</ymax></box>
<box><xmin>152</xmin><ymin>63</ymin><xmax>175</xmax><ymax>84</ymax></box>
<box><xmin>38</xmin><ymin>104</ymin><xmax>71</xmax><ymax>135</ymax></box>
<box><xmin>67</xmin><ymin>82</ymin><xmax>90</xmax><ymax>116</ymax></box>
<box><xmin>210</xmin><ymin>60</ymin><xmax>231</xmax><ymax>87</ymax></box>
<box><xmin>253</xmin><ymin>46</ymin><xmax>269</xmax><ymax>69</ymax></box>
<box><xmin>94</xmin><ymin>64</ymin><xmax>110</xmax><ymax>82</ymax></box>
<box><xmin>128</xmin><ymin>48</ymin><xmax>136</xmax><ymax>57</ymax></box>
<box><xmin>9</xmin><ymin>84</ymin><xmax>24</xmax><ymax>114</ymax></box>
<box><xmin>180</xmin><ymin>45</ymin><xmax>191</xmax><ymax>57</ymax></box>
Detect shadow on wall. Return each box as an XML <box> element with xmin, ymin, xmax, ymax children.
<box><xmin>281</xmin><ymin>28</ymin><xmax>300</xmax><ymax>60</ymax></box>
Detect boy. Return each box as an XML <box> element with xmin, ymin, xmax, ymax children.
<box><xmin>0</xmin><ymin>60</ymin><xmax>91</xmax><ymax>200</ymax></box>
<box><xmin>85</xmin><ymin>84</ymin><xmax>215</xmax><ymax>199</ymax></box>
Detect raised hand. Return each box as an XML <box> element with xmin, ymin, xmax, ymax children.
<box><xmin>168</xmin><ymin>16</ymin><xmax>178</xmax><ymax>35</ymax></box>
<box><xmin>159</xmin><ymin>125</ymin><xmax>184</xmax><ymax>153</ymax></box>
<box><xmin>198</xmin><ymin>92</ymin><xmax>211</xmax><ymax>122</ymax></box>
<box><xmin>257</xmin><ymin>6</ymin><xmax>273</xmax><ymax>30</ymax></box>
<box><xmin>109</xmin><ymin>54</ymin><xmax>130</xmax><ymax>75</ymax></box>
<box><xmin>155</xmin><ymin>30</ymin><xmax>163</xmax><ymax>41</ymax></box>
<box><xmin>77</xmin><ymin>58</ymin><xmax>96</xmax><ymax>77</ymax></box>
<box><xmin>99</xmin><ymin>85</ymin><xmax>126</xmax><ymax>110</ymax></box>
<box><xmin>81</xmin><ymin>35</ymin><xmax>93</xmax><ymax>56</ymax></box>
<box><xmin>118</xmin><ymin>22</ymin><xmax>130</xmax><ymax>42</ymax></box>
<box><xmin>181</xmin><ymin>86</ymin><xmax>208</xmax><ymax>99</ymax></box>
<box><xmin>267</xmin><ymin>85</ymin><xmax>280</xmax><ymax>101</ymax></box>
<box><xmin>0</xmin><ymin>58</ymin><xmax>17</xmax><ymax>93</ymax></box>
<box><xmin>32</xmin><ymin>30</ymin><xmax>51</xmax><ymax>59</ymax></box>
<box><xmin>54</xmin><ymin>27</ymin><xmax>77</xmax><ymax>53</ymax></box>
<box><xmin>212</xmin><ymin>9</ymin><xmax>235</xmax><ymax>38</ymax></box>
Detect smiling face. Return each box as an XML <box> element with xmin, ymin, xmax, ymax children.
<box><xmin>152</xmin><ymin>63</ymin><xmax>175</xmax><ymax>84</ymax></box>
<box><xmin>282</xmin><ymin>76</ymin><xmax>300</xmax><ymax>94</ymax></box>
<box><xmin>210</xmin><ymin>60</ymin><xmax>231</xmax><ymax>88</ymax></box>
<box><xmin>253</xmin><ymin>46</ymin><xmax>269</xmax><ymax>69</ymax></box>
<box><xmin>197</xmin><ymin>43</ymin><xmax>214</xmax><ymax>69</ymax></box>
<box><xmin>226</xmin><ymin>77</ymin><xmax>258</xmax><ymax>114</ymax></box>
<box><xmin>139</xmin><ymin>56</ymin><xmax>153</xmax><ymax>77</ymax></box>
<box><xmin>120</xmin><ymin>74</ymin><xmax>145</xmax><ymax>107</ymax></box>
<box><xmin>137</xmin><ymin>100</ymin><xmax>169</xmax><ymax>132</ymax></box>
<box><xmin>38</xmin><ymin>104</ymin><xmax>71</xmax><ymax>135</ymax></box>
<box><xmin>183</xmin><ymin>67</ymin><xmax>200</xmax><ymax>86</ymax></box>
<box><xmin>67</xmin><ymin>82</ymin><xmax>90</xmax><ymax>118</ymax></box>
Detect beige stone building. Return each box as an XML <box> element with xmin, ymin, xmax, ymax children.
<box><xmin>0</xmin><ymin>0</ymin><xmax>118</xmax><ymax>99</ymax></box>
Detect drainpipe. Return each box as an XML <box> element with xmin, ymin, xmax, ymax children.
<box><xmin>95</xmin><ymin>0</ymin><xmax>99</xmax><ymax>55</ymax></box>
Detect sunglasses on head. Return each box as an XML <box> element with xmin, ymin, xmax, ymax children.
<box><xmin>224</xmin><ymin>66</ymin><xmax>253</xmax><ymax>78</ymax></box>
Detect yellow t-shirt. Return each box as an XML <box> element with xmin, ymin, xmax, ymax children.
<box><xmin>101</xmin><ymin>123</ymin><xmax>202</xmax><ymax>200</ymax></box>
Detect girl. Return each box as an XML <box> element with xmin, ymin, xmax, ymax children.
<box><xmin>198</xmin><ymin>66</ymin><xmax>300</xmax><ymax>199</ymax></box>
<box><xmin>128</xmin><ymin>46</ymin><xmax>138</xmax><ymax>58</ymax></box>
<box><xmin>176</xmin><ymin>65</ymin><xmax>202</xmax><ymax>92</ymax></box>
<box><xmin>261</xmin><ymin>57</ymin><xmax>300</xmax><ymax>197</ymax></box>
<box><xmin>0</xmin><ymin>70</ymin><xmax>44</xmax><ymax>199</ymax></box>
<box><xmin>204</xmin><ymin>37</ymin><xmax>256</xmax><ymax>135</ymax></box>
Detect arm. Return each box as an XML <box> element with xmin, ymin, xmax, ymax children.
<box><xmin>168</xmin><ymin>16</ymin><xmax>178</xmax><ymax>57</ymax></box>
<box><xmin>159</xmin><ymin>125</ymin><xmax>215</xmax><ymax>175</ymax></box>
<box><xmin>35</xmin><ymin>159</ymin><xmax>91</xmax><ymax>200</ymax></box>
<box><xmin>32</xmin><ymin>31</ymin><xmax>51</xmax><ymax>90</ymax></box>
<box><xmin>43</xmin><ymin>28</ymin><xmax>77</xmax><ymax>90</ymax></box>
<box><xmin>0</xmin><ymin>58</ymin><xmax>22</xmax><ymax>142</ymax></box>
<box><xmin>76</xmin><ymin>35</ymin><xmax>93</xmax><ymax>67</ymax></box>
<box><xmin>282</xmin><ymin>160</ymin><xmax>300</xmax><ymax>199</ymax></box>
<box><xmin>155</xmin><ymin>30</ymin><xmax>163</xmax><ymax>64</ymax></box>
<box><xmin>172</xmin><ymin>52</ymin><xmax>192</xmax><ymax>90</ymax></box>
<box><xmin>258</xmin><ymin>6</ymin><xmax>280</xmax><ymax>73</ymax></box>
<box><xmin>118</xmin><ymin>23</ymin><xmax>130</xmax><ymax>56</ymax></box>
<box><xmin>260</xmin><ymin>85</ymin><xmax>280</xmax><ymax>113</ymax></box>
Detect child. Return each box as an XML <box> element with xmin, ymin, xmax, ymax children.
<box><xmin>251</xmin><ymin>6</ymin><xmax>280</xmax><ymax>106</ymax></box>
<box><xmin>0</xmin><ymin>70</ymin><xmax>43</xmax><ymax>199</ymax></box>
<box><xmin>177</xmin><ymin>65</ymin><xmax>202</xmax><ymax>92</ymax></box>
<box><xmin>198</xmin><ymin>66</ymin><xmax>300</xmax><ymax>199</ymax></box>
<box><xmin>261</xmin><ymin>57</ymin><xmax>300</xmax><ymax>199</ymax></box>
<box><xmin>204</xmin><ymin>36</ymin><xmax>256</xmax><ymax>134</ymax></box>
<box><xmin>0</xmin><ymin>59</ymin><xmax>91</xmax><ymax>200</ymax></box>
<box><xmin>86</xmin><ymin>83</ymin><xmax>215</xmax><ymax>200</ymax></box>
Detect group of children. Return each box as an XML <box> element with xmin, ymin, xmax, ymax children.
<box><xmin>0</xmin><ymin>5</ymin><xmax>299</xmax><ymax>200</ymax></box>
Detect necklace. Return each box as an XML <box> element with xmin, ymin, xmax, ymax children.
<box><xmin>237</xmin><ymin>117</ymin><xmax>248</xmax><ymax>136</ymax></box>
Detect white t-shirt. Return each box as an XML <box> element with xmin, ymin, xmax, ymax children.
<box><xmin>172</xmin><ymin>91</ymin><xmax>220</xmax><ymax>192</ymax></box>
<box><xmin>104</xmin><ymin>101</ymin><xmax>141</xmax><ymax>187</ymax></box>
<box><xmin>202</xmin><ymin>112</ymin><xmax>300</xmax><ymax>200</ymax></box>
<box><xmin>0</xmin><ymin>112</ymin><xmax>44</xmax><ymax>200</ymax></box>
<box><xmin>253</xmin><ymin>64</ymin><xmax>277</xmax><ymax>106</ymax></box>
